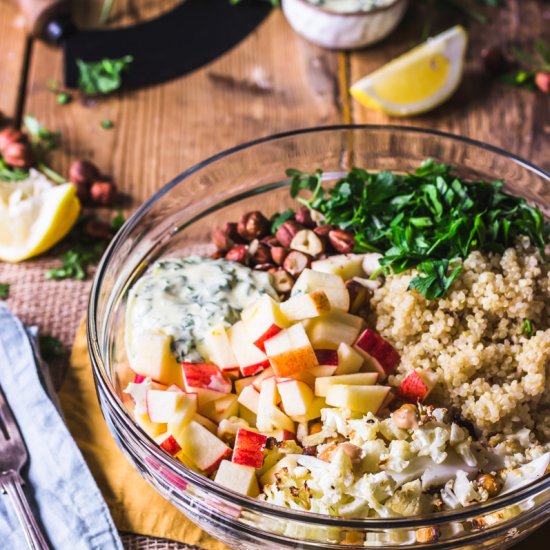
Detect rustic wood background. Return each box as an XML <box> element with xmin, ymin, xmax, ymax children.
<box><xmin>0</xmin><ymin>0</ymin><xmax>549</xmax><ymax>548</ymax></box>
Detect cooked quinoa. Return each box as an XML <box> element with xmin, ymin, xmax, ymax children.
<box><xmin>372</xmin><ymin>237</ymin><xmax>550</xmax><ymax>441</ymax></box>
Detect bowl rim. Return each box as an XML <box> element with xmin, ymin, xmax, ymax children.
<box><xmin>88</xmin><ymin>124</ymin><xmax>550</xmax><ymax>527</ymax></box>
<box><xmin>288</xmin><ymin>0</ymin><xmax>406</xmax><ymax>18</ymax></box>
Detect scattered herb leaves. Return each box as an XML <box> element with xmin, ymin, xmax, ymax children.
<box><xmin>24</xmin><ymin>115</ymin><xmax>61</xmax><ymax>152</ymax></box>
<box><xmin>100</xmin><ymin>120</ymin><xmax>114</xmax><ymax>129</ymax></box>
<box><xmin>501</xmin><ymin>39</ymin><xmax>550</xmax><ymax>91</ymax></box>
<box><xmin>0</xmin><ymin>283</ymin><xmax>10</xmax><ymax>299</ymax></box>
<box><xmin>111</xmin><ymin>210</ymin><xmax>125</xmax><ymax>231</ymax></box>
<box><xmin>0</xmin><ymin>156</ymin><xmax>29</xmax><ymax>182</ymax></box>
<box><xmin>77</xmin><ymin>55</ymin><xmax>133</xmax><ymax>96</ymax></box>
<box><xmin>39</xmin><ymin>335</ymin><xmax>64</xmax><ymax>360</ymax></box>
<box><xmin>521</xmin><ymin>319</ymin><xmax>534</xmax><ymax>338</ymax></box>
<box><xmin>270</xmin><ymin>209</ymin><xmax>295</xmax><ymax>234</ymax></box>
<box><xmin>288</xmin><ymin>159</ymin><xmax>548</xmax><ymax>299</ymax></box>
<box><xmin>56</xmin><ymin>92</ymin><xmax>72</xmax><ymax>105</ymax></box>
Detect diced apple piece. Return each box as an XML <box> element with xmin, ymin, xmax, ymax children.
<box><xmin>201</xmin><ymin>394</ymin><xmax>239</xmax><ymax>423</ymax></box>
<box><xmin>235</xmin><ymin>375</ymin><xmax>256</xmax><ymax>395</ymax></box>
<box><xmin>311</xmin><ymin>253</ymin><xmax>365</xmax><ymax>281</ymax></box>
<box><xmin>396</xmin><ymin>370</ymin><xmax>437</xmax><ymax>403</ymax></box>
<box><xmin>238</xmin><ymin>385</ymin><xmax>260</xmax><ymax>414</ymax></box>
<box><xmin>280</xmin><ymin>291</ymin><xmax>331</xmax><ymax>321</ymax></box>
<box><xmin>193</xmin><ymin>413</ymin><xmax>218</xmax><ymax>434</ymax></box>
<box><xmin>257</xmin><ymin>404</ymin><xmax>295</xmax><ymax>434</ymax></box>
<box><xmin>200</xmin><ymin>324</ymin><xmax>239</xmax><ymax>371</ymax></box>
<box><xmin>156</xmin><ymin>433</ymin><xmax>182</xmax><ymax>456</ymax></box>
<box><xmin>354</xmin><ymin>329</ymin><xmax>400</xmax><ymax>380</ymax></box>
<box><xmin>306</xmin><ymin>311</ymin><xmax>363</xmax><ymax>349</ymax></box>
<box><xmin>228</xmin><ymin>321</ymin><xmax>270</xmax><ymax>376</ymax></box>
<box><xmin>277</xmin><ymin>379</ymin><xmax>314</xmax><ymax>416</ymax></box>
<box><xmin>182</xmin><ymin>362</ymin><xmax>232</xmax><ymax>393</ymax></box>
<box><xmin>179</xmin><ymin>421</ymin><xmax>232</xmax><ymax>474</ymax></box>
<box><xmin>130</xmin><ymin>332</ymin><xmax>184</xmax><ymax>387</ymax></box>
<box><xmin>260</xmin><ymin>455</ymin><xmax>298</xmax><ymax>486</ymax></box>
<box><xmin>251</xmin><ymin>367</ymin><xmax>274</xmax><ymax>391</ymax></box>
<box><xmin>335</xmin><ymin>342</ymin><xmax>364</xmax><ymax>375</ymax></box>
<box><xmin>289</xmin><ymin>396</ymin><xmax>326</xmax><ymax>423</ymax></box>
<box><xmin>135</xmin><ymin>412</ymin><xmax>166</xmax><ymax>438</ymax></box>
<box><xmin>238</xmin><ymin>404</ymin><xmax>257</xmax><ymax>427</ymax></box>
<box><xmin>315</xmin><ymin>349</ymin><xmax>338</xmax><ymax>366</ymax></box>
<box><xmin>146</xmin><ymin>389</ymin><xmax>196</xmax><ymax>424</ymax></box>
<box><xmin>264</xmin><ymin>323</ymin><xmax>318</xmax><ymax>378</ymax></box>
<box><xmin>325</xmin><ymin>384</ymin><xmax>390</xmax><ymax>414</ymax></box>
<box><xmin>308</xmin><ymin>365</ymin><xmax>338</xmax><ymax>378</ymax></box>
<box><xmin>242</xmin><ymin>295</ymin><xmax>290</xmax><ymax>352</ymax></box>
<box><xmin>292</xmin><ymin>269</ymin><xmax>350</xmax><ymax>311</ymax></box>
<box><xmin>215</xmin><ymin>460</ymin><xmax>260</xmax><ymax>497</ymax></box>
<box><xmin>232</xmin><ymin>428</ymin><xmax>267</xmax><ymax>469</ymax></box>
<box><xmin>264</xmin><ymin>429</ymin><xmax>297</xmax><ymax>442</ymax></box>
<box><xmin>314</xmin><ymin>372</ymin><xmax>378</xmax><ymax>397</ymax></box>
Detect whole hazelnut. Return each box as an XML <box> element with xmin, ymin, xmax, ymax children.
<box><xmin>253</xmin><ymin>262</ymin><xmax>276</xmax><ymax>271</ymax></box>
<box><xmin>270</xmin><ymin>269</ymin><xmax>294</xmax><ymax>294</ymax></box>
<box><xmin>535</xmin><ymin>72</ymin><xmax>550</xmax><ymax>94</ymax></box>
<box><xmin>83</xmin><ymin>218</ymin><xmax>113</xmax><ymax>241</ymax></box>
<box><xmin>275</xmin><ymin>220</ymin><xmax>304</xmax><ymax>248</ymax></box>
<box><xmin>313</xmin><ymin>224</ymin><xmax>334</xmax><ymax>238</ymax></box>
<box><xmin>237</xmin><ymin>211</ymin><xmax>270</xmax><ymax>241</ymax></box>
<box><xmin>476</xmin><ymin>473</ymin><xmax>502</xmax><ymax>498</ymax></box>
<box><xmin>225</xmin><ymin>244</ymin><xmax>248</xmax><ymax>265</ymax></box>
<box><xmin>90</xmin><ymin>181</ymin><xmax>117</xmax><ymax>206</ymax></box>
<box><xmin>260</xmin><ymin>235</ymin><xmax>279</xmax><ymax>247</ymax></box>
<box><xmin>250</xmin><ymin>242</ymin><xmax>271</xmax><ymax>264</ymax></box>
<box><xmin>283</xmin><ymin>250</ymin><xmax>311</xmax><ymax>277</ymax></box>
<box><xmin>295</xmin><ymin>206</ymin><xmax>316</xmax><ymax>229</ymax></box>
<box><xmin>290</xmin><ymin>229</ymin><xmax>324</xmax><ymax>257</ymax></box>
<box><xmin>346</xmin><ymin>279</ymin><xmax>372</xmax><ymax>314</ymax></box>
<box><xmin>270</xmin><ymin>246</ymin><xmax>288</xmax><ymax>266</ymax></box>
<box><xmin>69</xmin><ymin>160</ymin><xmax>100</xmax><ymax>187</ymax></box>
<box><xmin>481</xmin><ymin>47</ymin><xmax>509</xmax><ymax>76</ymax></box>
<box><xmin>391</xmin><ymin>404</ymin><xmax>419</xmax><ymax>430</ymax></box>
<box><xmin>2</xmin><ymin>142</ymin><xmax>34</xmax><ymax>168</ymax></box>
<box><xmin>328</xmin><ymin>229</ymin><xmax>355</xmax><ymax>254</ymax></box>
<box><xmin>0</xmin><ymin>128</ymin><xmax>27</xmax><ymax>152</ymax></box>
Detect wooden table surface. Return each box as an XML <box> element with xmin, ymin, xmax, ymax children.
<box><xmin>0</xmin><ymin>0</ymin><xmax>549</xmax><ymax>549</ymax></box>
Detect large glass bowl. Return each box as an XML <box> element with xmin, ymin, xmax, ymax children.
<box><xmin>88</xmin><ymin>126</ymin><xmax>550</xmax><ymax>549</ymax></box>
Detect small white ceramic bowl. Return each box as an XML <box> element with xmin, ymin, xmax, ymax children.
<box><xmin>282</xmin><ymin>0</ymin><xmax>409</xmax><ymax>50</ymax></box>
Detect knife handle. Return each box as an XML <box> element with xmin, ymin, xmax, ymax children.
<box><xmin>15</xmin><ymin>0</ymin><xmax>71</xmax><ymax>38</ymax></box>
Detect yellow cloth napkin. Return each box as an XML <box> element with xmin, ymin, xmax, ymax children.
<box><xmin>59</xmin><ymin>321</ymin><xmax>228</xmax><ymax>549</ymax></box>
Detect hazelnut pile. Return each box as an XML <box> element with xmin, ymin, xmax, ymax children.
<box><xmin>211</xmin><ymin>207</ymin><xmax>356</xmax><ymax>295</ymax></box>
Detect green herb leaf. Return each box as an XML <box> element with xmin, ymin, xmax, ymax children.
<box><xmin>100</xmin><ymin>120</ymin><xmax>114</xmax><ymax>129</ymax></box>
<box><xmin>0</xmin><ymin>283</ymin><xmax>10</xmax><ymax>299</ymax></box>
<box><xmin>24</xmin><ymin>115</ymin><xmax>61</xmax><ymax>151</ymax></box>
<box><xmin>520</xmin><ymin>319</ymin><xmax>534</xmax><ymax>338</ymax></box>
<box><xmin>56</xmin><ymin>92</ymin><xmax>71</xmax><ymax>105</ymax></box>
<box><xmin>46</xmin><ymin>242</ymin><xmax>104</xmax><ymax>281</ymax></box>
<box><xmin>0</xmin><ymin>156</ymin><xmax>29</xmax><ymax>182</ymax></box>
<box><xmin>112</xmin><ymin>210</ymin><xmax>125</xmax><ymax>231</ymax></box>
<box><xmin>39</xmin><ymin>335</ymin><xmax>64</xmax><ymax>360</ymax></box>
<box><xmin>270</xmin><ymin>209</ymin><xmax>295</xmax><ymax>234</ymax></box>
<box><xmin>77</xmin><ymin>55</ymin><xmax>133</xmax><ymax>96</ymax></box>
<box><xmin>408</xmin><ymin>260</ymin><xmax>463</xmax><ymax>299</ymax></box>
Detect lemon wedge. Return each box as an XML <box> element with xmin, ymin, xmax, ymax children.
<box><xmin>0</xmin><ymin>169</ymin><xmax>80</xmax><ymax>262</ymax></box>
<box><xmin>350</xmin><ymin>26</ymin><xmax>468</xmax><ymax>116</ymax></box>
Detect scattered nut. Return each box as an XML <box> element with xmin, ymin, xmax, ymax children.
<box><xmin>210</xmin><ymin>250</ymin><xmax>224</xmax><ymax>260</ymax></box>
<box><xmin>270</xmin><ymin>246</ymin><xmax>288</xmax><ymax>266</ymax></box>
<box><xmin>295</xmin><ymin>206</ymin><xmax>316</xmax><ymax>228</ymax></box>
<box><xmin>481</xmin><ymin>47</ymin><xmax>510</xmax><ymax>76</ymax></box>
<box><xmin>82</xmin><ymin>218</ymin><xmax>113</xmax><ymax>241</ymax></box>
<box><xmin>346</xmin><ymin>279</ymin><xmax>372</xmax><ymax>314</ymax></box>
<box><xmin>283</xmin><ymin>250</ymin><xmax>311</xmax><ymax>277</ymax></box>
<box><xmin>318</xmin><ymin>442</ymin><xmax>338</xmax><ymax>462</ymax></box>
<box><xmin>237</xmin><ymin>211</ymin><xmax>270</xmax><ymax>241</ymax></box>
<box><xmin>416</xmin><ymin>527</ymin><xmax>440</xmax><ymax>543</ymax></box>
<box><xmin>328</xmin><ymin>229</ymin><xmax>355</xmax><ymax>253</ymax></box>
<box><xmin>270</xmin><ymin>269</ymin><xmax>294</xmax><ymax>294</ymax></box>
<box><xmin>225</xmin><ymin>244</ymin><xmax>248</xmax><ymax>265</ymax></box>
<box><xmin>260</xmin><ymin>235</ymin><xmax>279</xmax><ymax>247</ymax></box>
<box><xmin>362</xmin><ymin>253</ymin><xmax>383</xmax><ymax>276</ymax></box>
<box><xmin>212</xmin><ymin>222</ymin><xmax>242</xmax><ymax>251</ymax></box>
<box><xmin>275</xmin><ymin>220</ymin><xmax>304</xmax><ymax>248</ymax></box>
<box><xmin>392</xmin><ymin>403</ymin><xmax>419</xmax><ymax>430</ymax></box>
<box><xmin>0</xmin><ymin>128</ymin><xmax>27</xmax><ymax>152</ymax></box>
<box><xmin>309</xmin><ymin>421</ymin><xmax>323</xmax><ymax>435</ymax></box>
<box><xmin>476</xmin><ymin>473</ymin><xmax>502</xmax><ymax>498</ymax></box>
<box><xmin>290</xmin><ymin>229</ymin><xmax>324</xmax><ymax>257</ymax></box>
<box><xmin>2</xmin><ymin>141</ymin><xmax>34</xmax><ymax>168</ymax></box>
<box><xmin>90</xmin><ymin>180</ymin><xmax>117</xmax><ymax>206</ymax></box>
<box><xmin>250</xmin><ymin>242</ymin><xmax>271</xmax><ymax>264</ymax></box>
<box><xmin>535</xmin><ymin>72</ymin><xmax>550</xmax><ymax>94</ymax></box>
<box><xmin>338</xmin><ymin>442</ymin><xmax>362</xmax><ymax>463</ymax></box>
<box><xmin>254</xmin><ymin>262</ymin><xmax>275</xmax><ymax>271</ymax></box>
<box><xmin>313</xmin><ymin>224</ymin><xmax>334</xmax><ymax>239</ymax></box>
<box><xmin>69</xmin><ymin>160</ymin><xmax>100</xmax><ymax>187</ymax></box>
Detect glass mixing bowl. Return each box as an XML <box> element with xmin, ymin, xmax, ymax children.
<box><xmin>88</xmin><ymin>126</ymin><xmax>550</xmax><ymax>549</ymax></box>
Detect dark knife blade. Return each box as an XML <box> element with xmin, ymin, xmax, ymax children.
<box><xmin>63</xmin><ymin>0</ymin><xmax>271</xmax><ymax>89</ymax></box>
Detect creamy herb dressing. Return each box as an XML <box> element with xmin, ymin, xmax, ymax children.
<box><xmin>125</xmin><ymin>256</ymin><xmax>277</xmax><ymax>363</ymax></box>
<box><xmin>306</xmin><ymin>0</ymin><xmax>394</xmax><ymax>13</ymax></box>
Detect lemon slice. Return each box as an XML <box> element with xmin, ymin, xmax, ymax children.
<box><xmin>350</xmin><ymin>26</ymin><xmax>468</xmax><ymax>116</ymax></box>
<box><xmin>0</xmin><ymin>169</ymin><xmax>80</xmax><ymax>262</ymax></box>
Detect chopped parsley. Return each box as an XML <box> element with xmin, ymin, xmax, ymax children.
<box><xmin>0</xmin><ymin>283</ymin><xmax>10</xmax><ymax>299</ymax></box>
<box><xmin>0</xmin><ymin>157</ymin><xmax>29</xmax><ymax>182</ymax></box>
<box><xmin>39</xmin><ymin>335</ymin><xmax>64</xmax><ymax>360</ymax></box>
<box><xmin>521</xmin><ymin>319</ymin><xmax>534</xmax><ymax>338</ymax></box>
<box><xmin>56</xmin><ymin>92</ymin><xmax>71</xmax><ymax>105</ymax></box>
<box><xmin>100</xmin><ymin>120</ymin><xmax>114</xmax><ymax>129</ymax></box>
<box><xmin>270</xmin><ymin>209</ymin><xmax>295</xmax><ymax>233</ymax></box>
<box><xmin>77</xmin><ymin>56</ymin><xmax>133</xmax><ymax>96</ymax></box>
<box><xmin>288</xmin><ymin>160</ymin><xmax>548</xmax><ymax>299</ymax></box>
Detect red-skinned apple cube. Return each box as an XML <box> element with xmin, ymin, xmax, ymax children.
<box><xmin>291</xmin><ymin>269</ymin><xmax>350</xmax><ymax>311</ymax></box>
<box><xmin>279</xmin><ymin>291</ymin><xmax>331</xmax><ymax>321</ymax></box>
<box><xmin>146</xmin><ymin>389</ymin><xmax>191</xmax><ymax>423</ymax></box>
<box><xmin>182</xmin><ymin>362</ymin><xmax>232</xmax><ymax>393</ymax></box>
<box><xmin>232</xmin><ymin>428</ymin><xmax>267</xmax><ymax>469</ymax></box>
<box><xmin>315</xmin><ymin>349</ymin><xmax>339</xmax><ymax>366</ymax></box>
<box><xmin>242</xmin><ymin>295</ymin><xmax>289</xmax><ymax>352</ymax></box>
<box><xmin>201</xmin><ymin>324</ymin><xmax>239</xmax><ymax>371</ymax></box>
<box><xmin>264</xmin><ymin>323</ymin><xmax>318</xmax><ymax>378</ymax></box>
<box><xmin>335</xmin><ymin>343</ymin><xmax>364</xmax><ymax>375</ymax></box>
<box><xmin>396</xmin><ymin>370</ymin><xmax>436</xmax><ymax>403</ymax></box>
<box><xmin>277</xmin><ymin>379</ymin><xmax>314</xmax><ymax>416</ymax></box>
<box><xmin>237</xmin><ymin>385</ymin><xmax>260</xmax><ymax>414</ymax></box>
<box><xmin>354</xmin><ymin>329</ymin><xmax>400</xmax><ymax>380</ymax></box>
<box><xmin>228</xmin><ymin>321</ymin><xmax>270</xmax><ymax>376</ymax></box>
<box><xmin>179</xmin><ymin>421</ymin><xmax>232</xmax><ymax>474</ymax></box>
<box><xmin>157</xmin><ymin>433</ymin><xmax>182</xmax><ymax>456</ymax></box>
<box><xmin>251</xmin><ymin>367</ymin><xmax>274</xmax><ymax>391</ymax></box>
<box><xmin>214</xmin><ymin>460</ymin><xmax>260</xmax><ymax>497</ymax></box>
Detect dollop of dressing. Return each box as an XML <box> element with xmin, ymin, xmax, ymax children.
<box><xmin>306</xmin><ymin>0</ymin><xmax>394</xmax><ymax>13</ymax></box>
<box><xmin>125</xmin><ymin>256</ymin><xmax>277</xmax><ymax>363</ymax></box>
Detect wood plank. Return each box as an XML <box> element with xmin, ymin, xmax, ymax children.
<box><xmin>0</xmin><ymin>1</ymin><xmax>30</xmax><ymax>122</ymax></box>
<box><xmin>22</xmin><ymin>6</ymin><xmax>344</xmax><ymax>207</ymax></box>
<box><xmin>348</xmin><ymin>0</ymin><xmax>550</xmax><ymax>171</ymax></box>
